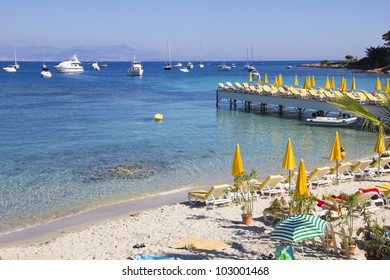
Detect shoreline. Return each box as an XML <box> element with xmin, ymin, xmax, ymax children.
<box><xmin>0</xmin><ymin>154</ymin><xmax>380</xmax><ymax>246</ymax></box>
<box><xmin>297</xmin><ymin>63</ymin><xmax>390</xmax><ymax>75</ymax></box>
<box><xmin>0</xmin><ymin>155</ymin><xmax>389</xmax><ymax>260</ymax></box>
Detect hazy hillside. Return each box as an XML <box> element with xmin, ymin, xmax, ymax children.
<box><xmin>0</xmin><ymin>43</ymin><xmax>163</xmax><ymax>61</ymax></box>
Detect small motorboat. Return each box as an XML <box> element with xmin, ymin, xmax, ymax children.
<box><xmin>305</xmin><ymin>116</ymin><xmax>358</xmax><ymax>126</ymax></box>
<box><xmin>92</xmin><ymin>62</ymin><xmax>100</xmax><ymax>71</ymax></box>
<box><xmin>186</xmin><ymin>62</ymin><xmax>193</xmax><ymax>69</ymax></box>
<box><xmin>3</xmin><ymin>65</ymin><xmax>16</xmax><ymax>72</ymax></box>
<box><xmin>179</xmin><ymin>68</ymin><xmax>189</xmax><ymax>73</ymax></box>
<box><xmin>218</xmin><ymin>64</ymin><xmax>231</xmax><ymax>71</ymax></box>
<box><xmin>40</xmin><ymin>64</ymin><xmax>52</xmax><ymax>78</ymax></box>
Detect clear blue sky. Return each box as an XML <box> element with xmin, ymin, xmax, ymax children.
<box><xmin>1</xmin><ymin>0</ymin><xmax>389</xmax><ymax>60</ymax></box>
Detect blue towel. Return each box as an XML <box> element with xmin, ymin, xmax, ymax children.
<box><xmin>130</xmin><ymin>254</ymin><xmax>177</xmax><ymax>260</ymax></box>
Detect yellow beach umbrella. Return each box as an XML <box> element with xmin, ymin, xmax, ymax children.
<box><xmin>329</xmin><ymin>132</ymin><xmax>342</xmax><ymax>185</ymax></box>
<box><xmin>324</xmin><ymin>76</ymin><xmax>330</xmax><ymax>89</ymax></box>
<box><xmin>264</xmin><ymin>73</ymin><xmax>268</xmax><ymax>84</ymax></box>
<box><xmin>339</xmin><ymin>77</ymin><xmax>344</xmax><ymax>92</ymax></box>
<box><xmin>273</xmin><ymin>76</ymin><xmax>278</xmax><ymax>87</ymax></box>
<box><xmin>375</xmin><ymin>77</ymin><xmax>382</xmax><ymax>91</ymax></box>
<box><xmin>282</xmin><ymin>138</ymin><xmax>296</xmax><ymax>192</ymax></box>
<box><xmin>295</xmin><ymin>159</ymin><xmax>308</xmax><ymax>195</ymax></box>
<box><xmin>278</xmin><ymin>74</ymin><xmax>283</xmax><ymax>86</ymax></box>
<box><xmin>249</xmin><ymin>72</ymin><xmax>253</xmax><ymax>82</ymax></box>
<box><xmin>307</xmin><ymin>76</ymin><xmax>312</xmax><ymax>88</ymax></box>
<box><xmin>232</xmin><ymin>143</ymin><xmax>244</xmax><ymax>176</ymax></box>
<box><xmin>330</xmin><ymin>77</ymin><xmax>335</xmax><ymax>89</ymax></box>
<box><xmin>374</xmin><ymin>132</ymin><xmax>386</xmax><ymax>176</ymax></box>
<box><xmin>385</xmin><ymin>79</ymin><xmax>390</xmax><ymax>94</ymax></box>
<box><xmin>351</xmin><ymin>77</ymin><xmax>356</xmax><ymax>91</ymax></box>
<box><xmin>257</xmin><ymin>74</ymin><xmax>261</xmax><ymax>85</ymax></box>
<box><xmin>294</xmin><ymin>75</ymin><xmax>299</xmax><ymax>86</ymax></box>
<box><xmin>339</xmin><ymin>77</ymin><xmax>347</xmax><ymax>92</ymax></box>
<box><xmin>311</xmin><ymin>75</ymin><xmax>316</xmax><ymax>87</ymax></box>
<box><xmin>385</xmin><ymin>79</ymin><xmax>390</xmax><ymax>93</ymax></box>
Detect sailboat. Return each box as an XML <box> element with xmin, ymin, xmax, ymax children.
<box><xmin>163</xmin><ymin>41</ymin><xmax>173</xmax><ymax>70</ymax></box>
<box><xmin>13</xmin><ymin>48</ymin><xmax>20</xmax><ymax>69</ymax></box>
<box><xmin>243</xmin><ymin>47</ymin><xmax>255</xmax><ymax>71</ymax></box>
<box><xmin>198</xmin><ymin>44</ymin><xmax>204</xmax><ymax>68</ymax></box>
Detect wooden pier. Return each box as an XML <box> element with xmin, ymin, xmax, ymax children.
<box><xmin>216</xmin><ymin>89</ymin><xmax>386</xmax><ymax>118</ymax></box>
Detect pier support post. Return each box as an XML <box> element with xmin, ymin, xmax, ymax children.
<box><xmin>278</xmin><ymin>105</ymin><xmax>285</xmax><ymax>115</ymax></box>
<box><xmin>216</xmin><ymin>90</ymin><xmax>219</xmax><ymax>109</ymax></box>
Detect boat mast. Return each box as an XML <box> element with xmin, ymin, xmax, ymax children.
<box><xmin>167</xmin><ymin>41</ymin><xmax>172</xmax><ymax>65</ymax></box>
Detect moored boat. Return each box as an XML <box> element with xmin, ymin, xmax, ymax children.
<box><xmin>40</xmin><ymin>64</ymin><xmax>52</xmax><ymax>78</ymax></box>
<box><xmin>54</xmin><ymin>54</ymin><xmax>84</xmax><ymax>73</ymax></box>
<box><xmin>92</xmin><ymin>62</ymin><xmax>100</xmax><ymax>71</ymax></box>
<box><xmin>128</xmin><ymin>56</ymin><xmax>144</xmax><ymax>76</ymax></box>
<box><xmin>305</xmin><ymin>116</ymin><xmax>358</xmax><ymax>126</ymax></box>
<box><xmin>3</xmin><ymin>65</ymin><xmax>17</xmax><ymax>72</ymax></box>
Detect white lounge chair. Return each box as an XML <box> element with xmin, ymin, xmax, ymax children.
<box><xmin>188</xmin><ymin>184</ymin><xmax>232</xmax><ymax>208</ymax></box>
<box><xmin>327</xmin><ymin>162</ymin><xmax>354</xmax><ymax>183</ymax></box>
<box><xmin>369</xmin><ymin>157</ymin><xmax>390</xmax><ymax>176</ymax></box>
<box><xmin>307</xmin><ymin>166</ymin><xmax>332</xmax><ymax>188</ymax></box>
<box><xmin>350</xmin><ymin>159</ymin><xmax>374</xmax><ymax>179</ymax></box>
<box><xmin>256</xmin><ymin>175</ymin><xmax>285</xmax><ymax>197</ymax></box>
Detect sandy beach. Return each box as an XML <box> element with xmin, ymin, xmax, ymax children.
<box><xmin>0</xmin><ymin>167</ymin><xmax>389</xmax><ymax>260</ymax></box>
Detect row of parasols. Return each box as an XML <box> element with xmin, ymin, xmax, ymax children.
<box><xmin>231</xmin><ymin>131</ymin><xmax>386</xmax><ymax>246</ymax></box>
<box><xmin>249</xmin><ymin>72</ymin><xmax>390</xmax><ymax>93</ymax></box>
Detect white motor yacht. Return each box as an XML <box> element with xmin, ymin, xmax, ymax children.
<box><xmin>3</xmin><ymin>65</ymin><xmax>17</xmax><ymax>72</ymax></box>
<box><xmin>41</xmin><ymin>64</ymin><xmax>52</xmax><ymax>78</ymax></box>
<box><xmin>91</xmin><ymin>62</ymin><xmax>100</xmax><ymax>71</ymax></box>
<box><xmin>128</xmin><ymin>56</ymin><xmax>144</xmax><ymax>76</ymax></box>
<box><xmin>54</xmin><ymin>54</ymin><xmax>84</xmax><ymax>73</ymax></box>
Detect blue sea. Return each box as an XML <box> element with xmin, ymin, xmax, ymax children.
<box><xmin>0</xmin><ymin>61</ymin><xmax>387</xmax><ymax>236</ymax></box>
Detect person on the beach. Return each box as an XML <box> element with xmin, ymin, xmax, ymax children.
<box><xmin>341</xmin><ymin>147</ymin><xmax>346</xmax><ymax>159</ymax></box>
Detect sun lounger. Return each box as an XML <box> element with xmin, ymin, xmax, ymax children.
<box><xmin>349</xmin><ymin>159</ymin><xmax>374</xmax><ymax>179</ymax></box>
<box><xmin>279</xmin><ymin>171</ymin><xmax>298</xmax><ymax>191</ymax></box>
<box><xmin>263</xmin><ymin>208</ymin><xmax>289</xmax><ymax>223</ymax></box>
<box><xmin>307</xmin><ymin>166</ymin><xmax>332</xmax><ymax>188</ymax></box>
<box><xmin>218</xmin><ymin>83</ymin><xmax>229</xmax><ymax>91</ymax></box>
<box><xmin>362</xmin><ymin>91</ymin><xmax>384</xmax><ymax>105</ymax></box>
<box><xmin>369</xmin><ymin>156</ymin><xmax>390</xmax><ymax>176</ymax></box>
<box><xmin>256</xmin><ymin>175</ymin><xmax>285</xmax><ymax>197</ymax></box>
<box><xmin>188</xmin><ymin>184</ymin><xmax>232</xmax><ymax>208</ymax></box>
<box><xmin>359</xmin><ymin>186</ymin><xmax>388</xmax><ymax>207</ymax></box>
<box><xmin>315</xmin><ymin>198</ymin><xmax>348</xmax><ymax>220</ymax></box>
<box><xmin>225</xmin><ymin>82</ymin><xmax>236</xmax><ymax>91</ymax></box>
<box><xmin>326</xmin><ymin>162</ymin><xmax>354</xmax><ymax>183</ymax></box>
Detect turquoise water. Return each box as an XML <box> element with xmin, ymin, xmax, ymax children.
<box><xmin>0</xmin><ymin>61</ymin><xmax>387</xmax><ymax>235</ymax></box>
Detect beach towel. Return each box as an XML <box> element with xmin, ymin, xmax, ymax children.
<box><xmin>129</xmin><ymin>254</ymin><xmax>178</xmax><ymax>260</ymax></box>
<box><xmin>169</xmin><ymin>236</ymin><xmax>230</xmax><ymax>251</ymax></box>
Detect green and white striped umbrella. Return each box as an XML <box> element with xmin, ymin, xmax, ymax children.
<box><xmin>270</xmin><ymin>214</ymin><xmax>327</xmax><ymax>243</ymax></box>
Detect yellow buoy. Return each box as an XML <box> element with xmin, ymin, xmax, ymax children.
<box><xmin>154</xmin><ymin>113</ymin><xmax>163</xmax><ymax>121</ymax></box>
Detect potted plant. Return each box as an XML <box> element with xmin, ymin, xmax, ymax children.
<box><xmin>358</xmin><ymin>212</ymin><xmax>390</xmax><ymax>260</ymax></box>
<box><xmin>335</xmin><ymin>194</ymin><xmax>358</xmax><ymax>255</ymax></box>
<box><xmin>234</xmin><ymin>169</ymin><xmax>257</xmax><ymax>225</ymax></box>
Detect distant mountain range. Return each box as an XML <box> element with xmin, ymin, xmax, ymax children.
<box><xmin>0</xmin><ymin>43</ymin><xmax>163</xmax><ymax>61</ymax></box>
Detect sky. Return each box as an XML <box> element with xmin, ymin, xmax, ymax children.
<box><xmin>1</xmin><ymin>0</ymin><xmax>389</xmax><ymax>60</ymax></box>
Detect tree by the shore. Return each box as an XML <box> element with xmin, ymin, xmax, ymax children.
<box><xmin>319</xmin><ymin>31</ymin><xmax>390</xmax><ymax>74</ymax></box>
